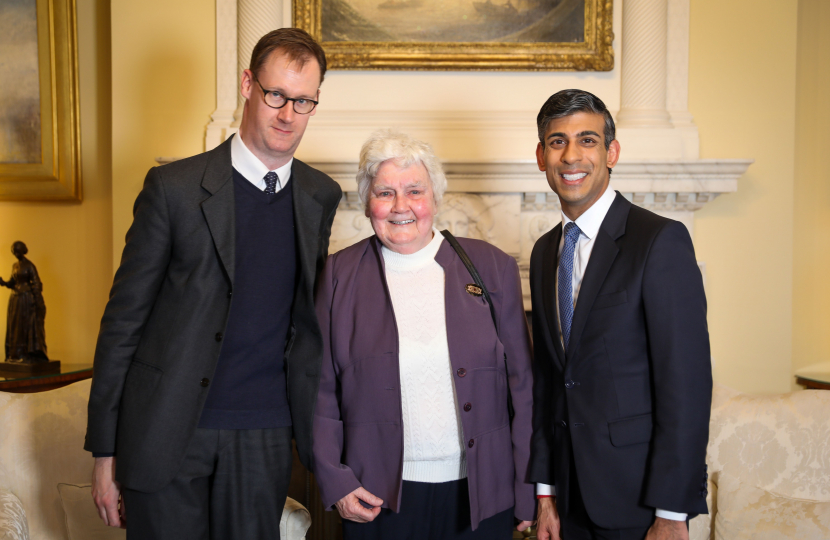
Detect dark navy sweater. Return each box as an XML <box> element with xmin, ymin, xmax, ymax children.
<box><xmin>198</xmin><ymin>168</ymin><xmax>295</xmax><ymax>429</ymax></box>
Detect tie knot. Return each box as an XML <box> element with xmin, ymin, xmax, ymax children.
<box><xmin>263</xmin><ymin>171</ymin><xmax>279</xmax><ymax>194</ymax></box>
<box><xmin>564</xmin><ymin>222</ymin><xmax>581</xmax><ymax>243</ymax></box>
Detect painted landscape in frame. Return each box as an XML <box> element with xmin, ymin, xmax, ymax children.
<box><xmin>0</xmin><ymin>0</ymin><xmax>42</xmax><ymax>164</ymax></box>
<box><xmin>323</xmin><ymin>0</ymin><xmax>584</xmax><ymax>44</ymax></box>
<box><xmin>0</xmin><ymin>0</ymin><xmax>81</xmax><ymax>201</ymax></box>
<box><xmin>295</xmin><ymin>0</ymin><xmax>612</xmax><ymax>70</ymax></box>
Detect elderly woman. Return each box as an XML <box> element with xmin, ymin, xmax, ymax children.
<box><xmin>313</xmin><ymin>131</ymin><xmax>535</xmax><ymax>540</ymax></box>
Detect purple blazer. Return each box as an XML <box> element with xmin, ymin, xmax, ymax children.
<box><xmin>312</xmin><ymin>235</ymin><xmax>535</xmax><ymax>529</ymax></box>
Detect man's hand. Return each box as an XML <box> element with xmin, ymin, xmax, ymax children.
<box><xmin>91</xmin><ymin>457</ymin><xmax>126</xmax><ymax>528</ymax></box>
<box><xmin>535</xmin><ymin>497</ymin><xmax>561</xmax><ymax>540</ymax></box>
<box><xmin>335</xmin><ymin>487</ymin><xmax>384</xmax><ymax>523</ymax></box>
<box><xmin>646</xmin><ymin>517</ymin><xmax>688</xmax><ymax>540</ymax></box>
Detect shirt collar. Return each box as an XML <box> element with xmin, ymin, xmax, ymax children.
<box><xmin>231</xmin><ymin>132</ymin><xmax>293</xmax><ymax>188</ymax></box>
<box><xmin>561</xmin><ymin>184</ymin><xmax>616</xmax><ymax>240</ymax></box>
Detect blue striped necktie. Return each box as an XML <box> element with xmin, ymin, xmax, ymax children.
<box><xmin>558</xmin><ymin>222</ymin><xmax>582</xmax><ymax>350</ymax></box>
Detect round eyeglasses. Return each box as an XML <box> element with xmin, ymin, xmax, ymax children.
<box><xmin>254</xmin><ymin>76</ymin><xmax>318</xmax><ymax>114</ymax></box>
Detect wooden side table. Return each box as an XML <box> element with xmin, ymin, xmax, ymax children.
<box><xmin>795</xmin><ymin>362</ymin><xmax>830</xmax><ymax>390</ymax></box>
<box><xmin>0</xmin><ymin>363</ymin><xmax>93</xmax><ymax>393</ymax></box>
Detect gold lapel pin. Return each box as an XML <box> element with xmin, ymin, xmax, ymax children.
<box><xmin>465</xmin><ymin>284</ymin><xmax>483</xmax><ymax>297</ymax></box>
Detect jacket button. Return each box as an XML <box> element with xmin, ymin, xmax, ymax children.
<box><xmin>200</xmin><ymin>378</ymin><xmax>210</xmax><ymax>387</ymax></box>
<box><xmin>565</xmin><ymin>380</ymin><xmax>577</xmax><ymax>389</ymax></box>
<box><xmin>457</xmin><ymin>368</ymin><xmax>467</xmax><ymax>378</ymax></box>
<box><xmin>560</xmin><ymin>420</ymin><xmax>567</xmax><ymax>428</ymax></box>
<box><xmin>227</xmin><ymin>290</ymin><xmax>232</xmax><ymax>298</ymax></box>
<box><xmin>468</xmin><ymin>439</ymin><xmax>475</xmax><ymax>448</ymax></box>
<box><xmin>215</xmin><ymin>332</ymin><xmax>223</xmax><ymax>342</ymax></box>
<box><xmin>463</xmin><ymin>402</ymin><xmax>472</xmax><ymax>412</ymax></box>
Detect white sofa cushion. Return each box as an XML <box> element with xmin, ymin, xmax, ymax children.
<box><xmin>715</xmin><ymin>472</ymin><xmax>830</xmax><ymax>540</ymax></box>
<box><xmin>56</xmin><ymin>484</ymin><xmax>125</xmax><ymax>540</ymax></box>
<box><xmin>0</xmin><ymin>380</ymin><xmax>94</xmax><ymax>540</ymax></box>
<box><xmin>0</xmin><ymin>489</ymin><xmax>29</xmax><ymax>540</ymax></box>
<box><xmin>707</xmin><ymin>385</ymin><xmax>830</xmax><ymax>501</ymax></box>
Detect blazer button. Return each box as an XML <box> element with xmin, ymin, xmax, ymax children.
<box><xmin>457</xmin><ymin>368</ymin><xmax>467</xmax><ymax>378</ymax></box>
<box><xmin>215</xmin><ymin>332</ymin><xmax>223</xmax><ymax>342</ymax></box>
<box><xmin>463</xmin><ymin>402</ymin><xmax>472</xmax><ymax>412</ymax></box>
<box><xmin>560</xmin><ymin>420</ymin><xmax>568</xmax><ymax>428</ymax></box>
<box><xmin>200</xmin><ymin>378</ymin><xmax>210</xmax><ymax>387</ymax></box>
<box><xmin>227</xmin><ymin>290</ymin><xmax>232</xmax><ymax>298</ymax></box>
<box><xmin>468</xmin><ymin>439</ymin><xmax>475</xmax><ymax>448</ymax></box>
<box><xmin>565</xmin><ymin>380</ymin><xmax>579</xmax><ymax>389</ymax></box>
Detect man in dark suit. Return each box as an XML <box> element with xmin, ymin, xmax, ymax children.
<box><xmin>528</xmin><ymin>89</ymin><xmax>712</xmax><ymax>540</ymax></box>
<box><xmin>85</xmin><ymin>28</ymin><xmax>342</xmax><ymax>539</ymax></box>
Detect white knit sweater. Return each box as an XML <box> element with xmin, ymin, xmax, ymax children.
<box><xmin>381</xmin><ymin>231</ymin><xmax>467</xmax><ymax>482</ymax></box>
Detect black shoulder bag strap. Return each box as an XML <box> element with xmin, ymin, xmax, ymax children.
<box><xmin>440</xmin><ymin>229</ymin><xmax>515</xmax><ymax>422</ymax></box>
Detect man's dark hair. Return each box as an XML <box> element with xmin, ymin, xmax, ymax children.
<box><xmin>536</xmin><ymin>89</ymin><xmax>616</xmax><ymax>150</ymax></box>
<box><xmin>249</xmin><ymin>28</ymin><xmax>327</xmax><ymax>85</ymax></box>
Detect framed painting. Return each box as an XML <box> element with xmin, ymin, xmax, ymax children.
<box><xmin>294</xmin><ymin>0</ymin><xmax>613</xmax><ymax>71</ymax></box>
<box><xmin>0</xmin><ymin>0</ymin><xmax>81</xmax><ymax>201</ymax></box>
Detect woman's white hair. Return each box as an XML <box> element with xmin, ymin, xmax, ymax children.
<box><xmin>356</xmin><ymin>129</ymin><xmax>447</xmax><ymax>215</ymax></box>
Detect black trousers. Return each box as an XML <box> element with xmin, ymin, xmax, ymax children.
<box><xmin>122</xmin><ymin>426</ymin><xmax>293</xmax><ymax>540</ymax></box>
<box><xmin>560</xmin><ymin>455</ymin><xmax>652</xmax><ymax>540</ymax></box>
<box><xmin>342</xmin><ymin>479</ymin><xmax>514</xmax><ymax>540</ymax></box>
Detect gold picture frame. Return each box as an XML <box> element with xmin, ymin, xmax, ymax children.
<box><xmin>0</xmin><ymin>0</ymin><xmax>81</xmax><ymax>201</ymax></box>
<box><xmin>294</xmin><ymin>0</ymin><xmax>613</xmax><ymax>71</ymax></box>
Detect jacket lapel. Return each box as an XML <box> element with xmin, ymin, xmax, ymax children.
<box><xmin>292</xmin><ymin>160</ymin><xmax>325</xmax><ymax>291</ymax></box>
<box><xmin>200</xmin><ymin>137</ymin><xmax>235</xmax><ymax>284</ymax></box>
<box><xmin>566</xmin><ymin>193</ymin><xmax>630</xmax><ymax>362</ymax></box>
<box><xmin>542</xmin><ymin>224</ymin><xmax>567</xmax><ymax>370</ymax></box>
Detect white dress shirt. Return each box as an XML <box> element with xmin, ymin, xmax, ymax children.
<box><xmin>231</xmin><ymin>132</ymin><xmax>293</xmax><ymax>191</ymax></box>
<box><xmin>537</xmin><ymin>185</ymin><xmax>686</xmax><ymax>522</ymax></box>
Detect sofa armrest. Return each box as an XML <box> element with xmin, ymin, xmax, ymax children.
<box><xmin>280</xmin><ymin>497</ymin><xmax>311</xmax><ymax>540</ymax></box>
<box><xmin>0</xmin><ymin>489</ymin><xmax>30</xmax><ymax>540</ymax></box>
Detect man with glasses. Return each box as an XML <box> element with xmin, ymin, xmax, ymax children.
<box><xmin>85</xmin><ymin>28</ymin><xmax>342</xmax><ymax>539</ymax></box>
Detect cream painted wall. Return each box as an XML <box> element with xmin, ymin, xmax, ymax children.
<box><xmin>793</xmin><ymin>0</ymin><xmax>830</xmax><ymax>382</ymax></box>
<box><xmin>110</xmin><ymin>0</ymin><xmax>216</xmax><ymax>270</ymax></box>
<box><xmin>0</xmin><ymin>0</ymin><xmax>112</xmax><ymax>365</ymax></box>
<box><xmin>689</xmin><ymin>0</ymin><xmax>798</xmax><ymax>393</ymax></box>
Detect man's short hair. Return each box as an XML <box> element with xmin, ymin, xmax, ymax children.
<box><xmin>249</xmin><ymin>28</ymin><xmax>327</xmax><ymax>85</ymax></box>
<box><xmin>536</xmin><ymin>89</ymin><xmax>616</xmax><ymax>150</ymax></box>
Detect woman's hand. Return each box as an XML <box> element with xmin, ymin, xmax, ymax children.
<box><xmin>517</xmin><ymin>520</ymin><xmax>535</xmax><ymax>532</ymax></box>
<box><xmin>335</xmin><ymin>487</ymin><xmax>384</xmax><ymax>523</ymax></box>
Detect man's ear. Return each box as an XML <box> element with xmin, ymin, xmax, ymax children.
<box><xmin>536</xmin><ymin>142</ymin><xmax>546</xmax><ymax>171</ymax></box>
<box><xmin>240</xmin><ymin>69</ymin><xmax>254</xmax><ymax>101</ymax></box>
<box><xmin>607</xmin><ymin>139</ymin><xmax>621</xmax><ymax>168</ymax></box>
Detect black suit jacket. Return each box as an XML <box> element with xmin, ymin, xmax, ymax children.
<box><xmin>85</xmin><ymin>136</ymin><xmax>342</xmax><ymax>492</ymax></box>
<box><xmin>528</xmin><ymin>193</ymin><xmax>712</xmax><ymax>529</ymax></box>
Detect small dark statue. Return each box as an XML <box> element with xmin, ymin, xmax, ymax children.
<box><xmin>0</xmin><ymin>241</ymin><xmax>49</xmax><ymax>364</ymax></box>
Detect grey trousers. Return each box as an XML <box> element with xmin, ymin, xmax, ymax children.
<box><xmin>122</xmin><ymin>426</ymin><xmax>293</xmax><ymax>540</ymax></box>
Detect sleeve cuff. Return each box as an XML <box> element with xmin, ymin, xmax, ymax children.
<box><xmin>536</xmin><ymin>483</ymin><xmax>555</xmax><ymax>496</ymax></box>
<box><xmin>655</xmin><ymin>509</ymin><xmax>687</xmax><ymax>521</ymax></box>
<box><xmin>91</xmin><ymin>452</ymin><xmax>115</xmax><ymax>458</ymax></box>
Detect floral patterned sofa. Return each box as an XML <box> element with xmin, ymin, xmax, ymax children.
<box><xmin>0</xmin><ymin>379</ymin><xmax>311</xmax><ymax>540</ymax></box>
<box><xmin>689</xmin><ymin>384</ymin><xmax>830</xmax><ymax>540</ymax></box>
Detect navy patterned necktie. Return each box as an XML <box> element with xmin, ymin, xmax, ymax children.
<box><xmin>264</xmin><ymin>171</ymin><xmax>280</xmax><ymax>194</ymax></box>
<box><xmin>558</xmin><ymin>221</ymin><xmax>582</xmax><ymax>350</ymax></box>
